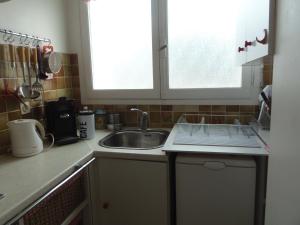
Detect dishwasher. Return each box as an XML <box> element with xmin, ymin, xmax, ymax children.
<box><xmin>176</xmin><ymin>155</ymin><xmax>256</xmax><ymax>225</ymax></box>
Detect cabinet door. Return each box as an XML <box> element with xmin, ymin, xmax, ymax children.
<box><xmin>246</xmin><ymin>0</ymin><xmax>271</xmax><ymax>62</ymax></box>
<box><xmin>96</xmin><ymin>158</ymin><xmax>169</xmax><ymax>225</ymax></box>
<box><xmin>236</xmin><ymin>0</ymin><xmax>247</xmax><ymax>65</ymax></box>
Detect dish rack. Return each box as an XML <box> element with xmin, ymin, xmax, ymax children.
<box><xmin>174</xmin><ymin>114</ymin><xmax>263</xmax><ymax>148</ymax></box>
<box><xmin>177</xmin><ymin>113</ymin><xmax>257</xmax><ymax>125</ymax></box>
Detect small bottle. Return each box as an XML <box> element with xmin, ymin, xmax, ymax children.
<box><xmin>78</xmin><ymin>106</ymin><xmax>95</xmax><ymax>139</ymax></box>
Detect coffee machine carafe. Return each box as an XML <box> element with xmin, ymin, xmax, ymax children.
<box><xmin>45</xmin><ymin>97</ymin><xmax>79</xmax><ymax>145</ymax></box>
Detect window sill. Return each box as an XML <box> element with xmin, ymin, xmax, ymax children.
<box><xmin>81</xmin><ymin>98</ymin><xmax>259</xmax><ymax>105</ymax></box>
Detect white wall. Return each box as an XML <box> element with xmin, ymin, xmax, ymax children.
<box><xmin>0</xmin><ymin>0</ymin><xmax>70</xmax><ymax>52</ymax></box>
<box><xmin>64</xmin><ymin>0</ymin><xmax>89</xmax><ymax>101</ymax></box>
<box><xmin>265</xmin><ymin>0</ymin><xmax>300</xmax><ymax>224</ymax></box>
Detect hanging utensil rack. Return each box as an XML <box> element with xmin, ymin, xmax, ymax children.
<box><xmin>0</xmin><ymin>28</ymin><xmax>51</xmax><ymax>45</ymax></box>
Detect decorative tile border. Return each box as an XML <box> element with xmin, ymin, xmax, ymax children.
<box><xmin>83</xmin><ymin>104</ymin><xmax>259</xmax><ymax>128</ymax></box>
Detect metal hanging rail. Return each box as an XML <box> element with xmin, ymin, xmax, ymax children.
<box><xmin>0</xmin><ymin>28</ymin><xmax>51</xmax><ymax>45</ymax></box>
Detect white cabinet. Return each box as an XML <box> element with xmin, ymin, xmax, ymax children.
<box><xmin>236</xmin><ymin>0</ymin><xmax>274</xmax><ymax>64</ymax></box>
<box><xmin>94</xmin><ymin>157</ymin><xmax>169</xmax><ymax>225</ymax></box>
<box><xmin>236</xmin><ymin>0</ymin><xmax>247</xmax><ymax>65</ymax></box>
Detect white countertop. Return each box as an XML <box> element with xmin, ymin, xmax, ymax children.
<box><xmin>0</xmin><ymin>130</ymin><xmax>167</xmax><ymax>224</ymax></box>
<box><xmin>163</xmin><ymin>124</ymin><xmax>270</xmax><ymax>156</ymax></box>
<box><xmin>0</xmin><ymin>127</ymin><xmax>270</xmax><ymax>224</ymax></box>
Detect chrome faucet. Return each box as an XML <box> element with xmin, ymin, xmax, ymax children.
<box><xmin>130</xmin><ymin>108</ymin><xmax>149</xmax><ymax>131</ymax></box>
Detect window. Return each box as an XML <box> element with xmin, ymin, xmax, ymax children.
<box><xmin>167</xmin><ymin>0</ymin><xmax>241</xmax><ymax>89</ymax></box>
<box><xmin>80</xmin><ymin>0</ymin><xmax>260</xmax><ymax>103</ymax></box>
<box><xmin>89</xmin><ymin>0</ymin><xmax>154</xmax><ymax>90</ymax></box>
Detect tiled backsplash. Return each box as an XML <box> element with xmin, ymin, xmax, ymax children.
<box><xmin>0</xmin><ymin>44</ymin><xmax>80</xmax><ymax>154</ymax></box>
<box><xmin>84</xmin><ymin>104</ymin><xmax>259</xmax><ymax>129</ymax></box>
<box><xmin>0</xmin><ymin>43</ymin><xmax>273</xmax><ymax>155</ymax></box>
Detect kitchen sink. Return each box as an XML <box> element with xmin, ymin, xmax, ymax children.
<box><xmin>99</xmin><ymin>129</ymin><xmax>170</xmax><ymax>150</ymax></box>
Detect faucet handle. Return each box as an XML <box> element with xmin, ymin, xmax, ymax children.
<box><xmin>130</xmin><ymin>108</ymin><xmax>140</xmax><ymax>112</ymax></box>
<box><xmin>130</xmin><ymin>108</ymin><xmax>142</xmax><ymax>113</ymax></box>
<box><xmin>131</xmin><ymin>108</ymin><xmax>148</xmax><ymax>116</ymax></box>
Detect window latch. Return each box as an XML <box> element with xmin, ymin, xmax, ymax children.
<box><xmin>159</xmin><ymin>44</ymin><xmax>168</xmax><ymax>51</ymax></box>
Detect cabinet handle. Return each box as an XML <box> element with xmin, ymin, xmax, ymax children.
<box><xmin>103</xmin><ymin>202</ymin><xmax>110</xmax><ymax>209</ymax></box>
<box><xmin>244</xmin><ymin>40</ymin><xmax>252</xmax><ymax>48</ymax></box>
<box><xmin>238</xmin><ymin>47</ymin><xmax>245</xmax><ymax>53</ymax></box>
<box><xmin>256</xmin><ymin>29</ymin><xmax>268</xmax><ymax>45</ymax></box>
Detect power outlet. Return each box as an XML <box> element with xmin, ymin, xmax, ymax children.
<box><xmin>20</xmin><ymin>101</ymin><xmax>31</xmax><ymax>115</ymax></box>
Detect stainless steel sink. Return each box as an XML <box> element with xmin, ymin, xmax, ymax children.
<box><xmin>99</xmin><ymin>129</ymin><xmax>170</xmax><ymax>150</ymax></box>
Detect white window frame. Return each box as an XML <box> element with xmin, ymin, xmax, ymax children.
<box><xmin>79</xmin><ymin>0</ymin><xmax>261</xmax><ymax>105</ymax></box>
<box><xmin>79</xmin><ymin>0</ymin><xmax>161</xmax><ymax>100</ymax></box>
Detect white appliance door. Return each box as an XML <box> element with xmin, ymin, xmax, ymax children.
<box><xmin>176</xmin><ymin>155</ymin><xmax>256</xmax><ymax>225</ymax></box>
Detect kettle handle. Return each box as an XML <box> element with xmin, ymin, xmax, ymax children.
<box><xmin>35</xmin><ymin>120</ymin><xmax>46</xmax><ymax>140</ymax></box>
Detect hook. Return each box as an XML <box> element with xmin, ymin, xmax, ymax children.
<box><xmin>8</xmin><ymin>32</ymin><xmax>15</xmax><ymax>43</ymax></box>
<box><xmin>19</xmin><ymin>34</ymin><xmax>26</xmax><ymax>45</ymax></box>
<box><xmin>3</xmin><ymin>30</ymin><xmax>13</xmax><ymax>42</ymax></box>
<box><xmin>36</xmin><ymin>39</ymin><xmax>42</xmax><ymax>47</ymax></box>
<box><xmin>31</xmin><ymin>37</ymin><xmax>37</xmax><ymax>47</ymax></box>
<box><xmin>46</xmin><ymin>39</ymin><xmax>52</xmax><ymax>46</ymax></box>
<box><xmin>24</xmin><ymin>34</ymin><xmax>31</xmax><ymax>46</ymax></box>
<box><xmin>3</xmin><ymin>32</ymin><xmax>9</xmax><ymax>42</ymax></box>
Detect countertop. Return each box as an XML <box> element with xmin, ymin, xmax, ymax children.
<box><xmin>0</xmin><ymin>130</ymin><xmax>167</xmax><ymax>225</ymax></box>
<box><xmin>163</xmin><ymin>124</ymin><xmax>270</xmax><ymax>156</ymax></box>
<box><xmin>0</xmin><ymin>127</ymin><xmax>270</xmax><ymax>224</ymax></box>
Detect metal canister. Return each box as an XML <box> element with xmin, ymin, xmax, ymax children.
<box><xmin>78</xmin><ymin>106</ymin><xmax>95</xmax><ymax>139</ymax></box>
<box><xmin>108</xmin><ymin>113</ymin><xmax>120</xmax><ymax>124</ymax></box>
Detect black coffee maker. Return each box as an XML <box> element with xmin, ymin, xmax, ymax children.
<box><xmin>45</xmin><ymin>97</ymin><xmax>79</xmax><ymax>145</ymax></box>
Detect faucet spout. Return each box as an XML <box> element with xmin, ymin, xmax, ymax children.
<box><xmin>130</xmin><ymin>108</ymin><xmax>149</xmax><ymax>131</ymax></box>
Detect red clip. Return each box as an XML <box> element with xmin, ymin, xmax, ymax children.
<box><xmin>244</xmin><ymin>41</ymin><xmax>252</xmax><ymax>48</ymax></box>
<box><xmin>238</xmin><ymin>47</ymin><xmax>245</xmax><ymax>53</ymax></box>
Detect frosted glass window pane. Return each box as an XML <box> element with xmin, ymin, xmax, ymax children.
<box><xmin>168</xmin><ymin>0</ymin><xmax>242</xmax><ymax>89</ymax></box>
<box><xmin>89</xmin><ymin>0</ymin><xmax>153</xmax><ymax>90</ymax></box>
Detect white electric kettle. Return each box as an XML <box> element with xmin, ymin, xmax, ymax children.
<box><xmin>7</xmin><ymin>119</ymin><xmax>54</xmax><ymax>157</ymax></box>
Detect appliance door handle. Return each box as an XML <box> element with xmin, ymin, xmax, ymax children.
<box><xmin>4</xmin><ymin>157</ymin><xmax>96</xmax><ymax>225</ymax></box>
<box><xmin>203</xmin><ymin>161</ymin><xmax>226</xmax><ymax>170</ymax></box>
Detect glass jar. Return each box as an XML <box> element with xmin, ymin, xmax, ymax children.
<box><xmin>94</xmin><ymin>109</ymin><xmax>107</xmax><ymax>130</ymax></box>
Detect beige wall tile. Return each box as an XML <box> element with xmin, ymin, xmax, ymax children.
<box><xmin>71</xmin><ymin>65</ymin><xmax>79</xmax><ymax>76</ymax></box>
<box><xmin>161</xmin><ymin>105</ymin><xmax>173</xmax><ymax>111</ymax></box>
<box><xmin>240</xmin><ymin>105</ymin><xmax>255</xmax><ymax>113</ymax></box>
<box><xmin>198</xmin><ymin>105</ymin><xmax>211</xmax><ymax>112</ymax></box>
<box><xmin>0</xmin><ymin>96</ymin><xmax>6</xmax><ymax>113</ymax></box>
<box><xmin>65</xmin><ymin>77</ymin><xmax>72</xmax><ymax>88</ymax></box>
<box><xmin>56</xmin><ymin>77</ymin><xmax>65</xmax><ymax>89</ymax></box>
<box><xmin>5</xmin><ymin>95</ymin><xmax>19</xmax><ymax>111</ymax></box>
<box><xmin>149</xmin><ymin>105</ymin><xmax>161</xmax><ymax>111</ymax></box>
<box><xmin>226</xmin><ymin>105</ymin><xmax>239</xmax><ymax>113</ymax></box>
<box><xmin>126</xmin><ymin>111</ymin><xmax>137</xmax><ymax>123</ymax></box>
<box><xmin>0</xmin><ymin>130</ymin><xmax>10</xmax><ymax>154</ymax></box>
<box><xmin>173</xmin><ymin>105</ymin><xmax>198</xmax><ymax>112</ymax></box>
<box><xmin>161</xmin><ymin>111</ymin><xmax>173</xmax><ymax>123</ymax></box>
<box><xmin>8</xmin><ymin>110</ymin><xmax>21</xmax><ymax>121</ymax></box>
<box><xmin>43</xmin><ymin>90</ymin><xmax>57</xmax><ymax>101</ymax></box>
<box><xmin>212</xmin><ymin>105</ymin><xmax>226</xmax><ymax>113</ymax></box>
<box><xmin>150</xmin><ymin>112</ymin><xmax>161</xmax><ymax>123</ymax></box>
<box><xmin>0</xmin><ymin>112</ymin><xmax>8</xmax><ymax>130</ymax></box>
